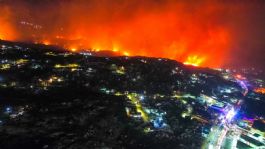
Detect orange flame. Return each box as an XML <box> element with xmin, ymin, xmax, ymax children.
<box><xmin>0</xmin><ymin>6</ymin><xmax>16</xmax><ymax>41</ymax></box>
<box><xmin>42</xmin><ymin>40</ymin><xmax>51</xmax><ymax>45</ymax></box>
<box><xmin>0</xmin><ymin>1</ymin><xmax>232</xmax><ymax>68</ymax></box>
<box><xmin>254</xmin><ymin>88</ymin><xmax>265</xmax><ymax>94</ymax></box>
<box><xmin>184</xmin><ymin>55</ymin><xmax>205</xmax><ymax>67</ymax></box>
<box><xmin>70</xmin><ymin>48</ymin><xmax>77</xmax><ymax>52</ymax></box>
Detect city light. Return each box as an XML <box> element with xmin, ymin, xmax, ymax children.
<box><xmin>54</xmin><ymin>63</ymin><xmax>79</xmax><ymax>68</ymax></box>
<box><xmin>0</xmin><ymin>29</ymin><xmax>264</xmax><ymax>149</ymax></box>
<box><xmin>225</xmin><ymin>108</ymin><xmax>236</xmax><ymax>122</ymax></box>
<box><xmin>0</xmin><ymin>1</ymin><xmax>265</xmax><ymax>148</ymax></box>
<box><xmin>254</xmin><ymin>88</ymin><xmax>265</xmax><ymax>94</ymax></box>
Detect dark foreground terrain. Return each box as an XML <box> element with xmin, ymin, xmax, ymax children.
<box><xmin>0</xmin><ymin>40</ymin><xmax>265</xmax><ymax>149</ymax></box>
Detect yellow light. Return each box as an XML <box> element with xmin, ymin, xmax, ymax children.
<box><xmin>123</xmin><ymin>52</ymin><xmax>130</xmax><ymax>56</ymax></box>
<box><xmin>16</xmin><ymin>59</ymin><xmax>28</xmax><ymax>65</ymax></box>
<box><xmin>71</xmin><ymin>68</ymin><xmax>77</xmax><ymax>71</ymax></box>
<box><xmin>112</xmin><ymin>46</ymin><xmax>119</xmax><ymax>52</ymax></box>
<box><xmin>0</xmin><ymin>64</ymin><xmax>11</xmax><ymax>70</ymax></box>
<box><xmin>184</xmin><ymin>55</ymin><xmax>205</xmax><ymax>67</ymax></box>
<box><xmin>0</xmin><ymin>34</ymin><xmax>4</xmax><ymax>40</ymax></box>
<box><xmin>112</xmin><ymin>49</ymin><xmax>118</xmax><ymax>52</ymax></box>
<box><xmin>54</xmin><ymin>63</ymin><xmax>79</xmax><ymax>68</ymax></box>
<box><xmin>115</xmin><ymin>92</ymin><xmax>123</xmax><ymax>96</ymax></box>
<box><xmin>48</xmin><ymin>78</ymin><xmax>53</xmax><ymax>83</ymax></box>
<box><xmin>71</xmin><ymin>48</ymin><xmax>77</xmax><ymax>52</ymax></box>
<box><xmin>68</xmin><ymin>64</ymin><xmax>79</xmax><ymax>67</ymax></box>
<box><xmin>45</xmin><ymin>52</ymin><xmax>56</xmax><ymax>56</ymax></box>
<box><xmin>184</xmin><ymin>62</ymin><xmax>199</xmax><ymax>67</ymax></box>
<box><xmin>127</xmin><ymin>94</ymin><xmax>149</xmax><ymax>122</ymax></box>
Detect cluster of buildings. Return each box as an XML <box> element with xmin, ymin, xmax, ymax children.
<box><xmin>0</xmin><ymin>41</ymin><xmax>265</xmax><ymax>148</ymax></box>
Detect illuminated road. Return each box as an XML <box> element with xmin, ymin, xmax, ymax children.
<box><xmin>203</xmin><ymin>126</ymin><xmax>222</xmax><ymax>149</ymax></box>
<box><xmin>216</xmin><ymin>127</ymin><xmax>228</xmax><ymax>149</ymax></box>
<box><xmin>203</xmin><ymin>119</ymin><xmax>235</xmax><ymax>149</ymax></box>
<box><xmin>203</xmin><ymin>77</ymin><xmax>249</xmax><ymax>149</ymax></box>
<box><xmin>127</xmin><ymin>93</ymin><xmax>149</xmax><ymax>122</ymax></box>
<box><xmin>203</xmin><ymin>124</ymin><xmax>244</xmax><ymax>149</ymax></box>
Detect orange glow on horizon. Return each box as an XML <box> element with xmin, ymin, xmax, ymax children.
<box><xmin>112</xmin><ymin>47</ymin><xmax>119</xmax><ymax>52</ymax></box>
<box><xmin>42</xmin><ymin>40</ymin><xmax>51</xmax><ymax>45</ymax></box>
<box><xmin>0</xmin><ymin>24</ymin><xmax>15</xmax><ymax>41</ymax></box>
<box><xmin>0</xmin><ymin>1</ymin><xmax>233</xmax><ymax>68</ymax></box>
<box><xmin>0</xmin><ymin>6</ymin><xmax>16</xmax><ymax>41</ymax></box>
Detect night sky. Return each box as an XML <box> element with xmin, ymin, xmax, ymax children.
<box><xmin>0</xmin><ymin>0</ymin><xmax>265</xmax><ymax>69</ymax></box>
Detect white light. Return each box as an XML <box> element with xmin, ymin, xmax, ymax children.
<box><xmin>208</xmin><ymin>144</ymin><xmax>213</xmax><ymax>149</ymax></box>
<box><xmin>225</xmin><ymin>108</ymin><xmax>236</xmax><ymax>121</ymax></box>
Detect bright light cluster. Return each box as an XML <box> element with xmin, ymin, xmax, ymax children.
<box><xmin>184</xmin><ymin>55</ymin><xmax>205</xmax><ymax>67</ymax></box>
<box><xmin>225</xmin><ymin>108</ymin><xmax>236</xmax><ymax>122</ymax></box>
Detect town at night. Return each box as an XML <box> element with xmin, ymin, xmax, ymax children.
<box><xmin>0</xmin><ymin>1</ymin><xmax>265</xmax><ymax>149</ymax></box>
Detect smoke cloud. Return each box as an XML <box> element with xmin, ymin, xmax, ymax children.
<box><xmin>0</xmin><ymin>0</ymin><xmax>265</xmax><ymax>68</ymax></box>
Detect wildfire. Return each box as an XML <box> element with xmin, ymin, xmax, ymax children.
<box><xmin>112</xmin><ymin>49</ymin><xmax>118</xmax><ymax>52</ymax></box>
<box><xmin>123</xmin><ymin>51</ymin><xmax>130</xmax><ymax>56</ymax></box>
<box><xmin>112</xmin><ymin>47</ymin><xmax>119</xmax><ymax>52</ymax></box>
<box><xmin>0</xmin><ymin>1</ymin><xmax>232</xmax><ymax>68</ymax></box>
<box><xmin>71</xmin><ymin>48</ymin><xmax>77</xmax><ymax>52</ymax></box>
<box><xmin>184</xmin><ymin>55</ymin><xmax>205</xmax><ymax>67</ymax></box>
<box><xmin>0</xmin><ymin>28</ymin><xmax>13</xmax><ymax>40</ymax></box>
<box><xmin>42</xmin><ymin>40</ymin><xmax>51</xmax><ymax>45</ymax></box>
<box><xmin>0</xmin><ymin>6</ymin><xmax>16</xmax><ymax>41</ymax></box>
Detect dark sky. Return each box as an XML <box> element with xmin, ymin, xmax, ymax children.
<box><xmin>0</xmin><ymin>0</ymin><xmax>265</xmax><ymax>69</ymax></box>
<box><xmin>224</xmin><ymin>1</ymin><xmax>265</xmax><ymax>69</ymax></box>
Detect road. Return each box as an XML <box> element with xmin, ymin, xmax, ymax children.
<box><xmin>203</xmin><ymin>77</ymin><xmax>248</xmax><ymax>149</ymax></box>
<box><xmin>127</xmin><ymin>93</ymin><xmax>149</xmax><ymax>122</ymax></box>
